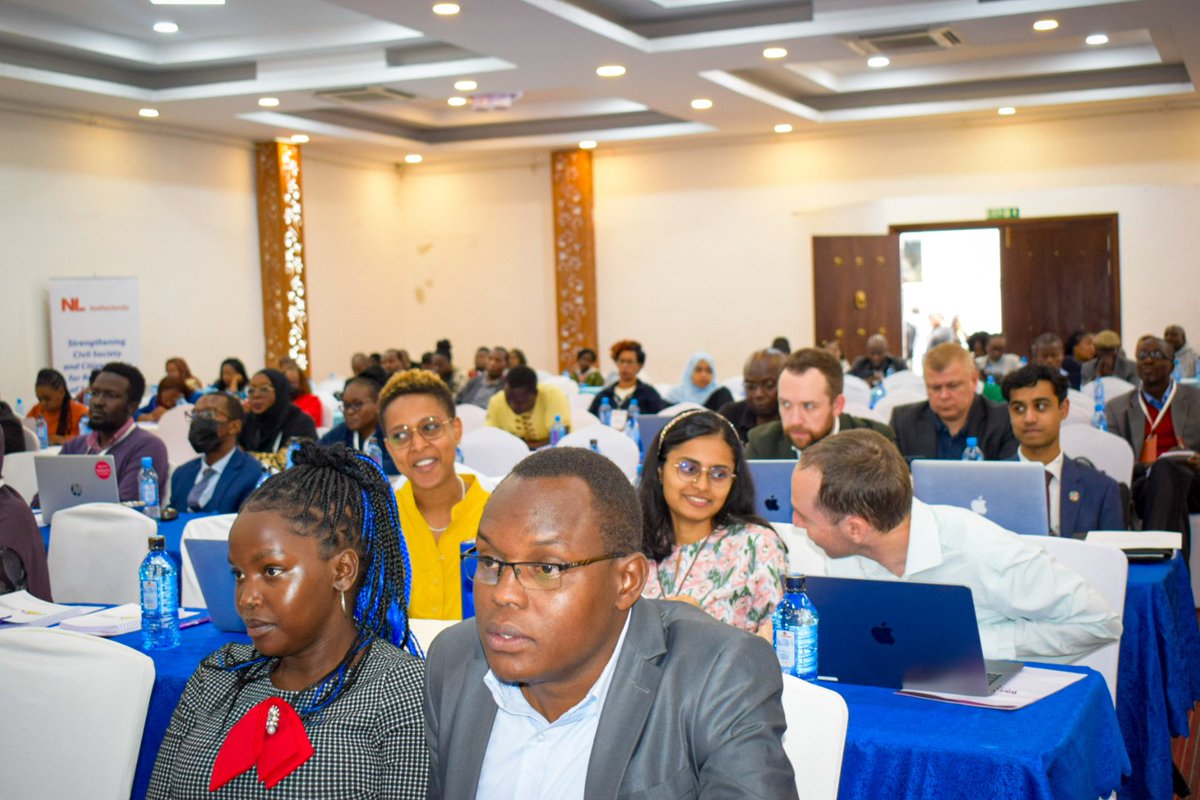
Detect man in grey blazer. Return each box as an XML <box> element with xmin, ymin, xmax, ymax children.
<box><xmin>423</xmin><ymin>448</ymin><xmax>797</xmax><ymax>800</ymax></box>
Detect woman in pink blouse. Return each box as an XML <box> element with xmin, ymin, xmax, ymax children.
<box><xmin>639</xmin><ymin>409</ymin><xmax>787</xmax><ymax>634</ymax></box>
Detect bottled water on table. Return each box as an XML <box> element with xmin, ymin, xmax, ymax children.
<box><xmin>140</xmin><ymin>535</ymin><xmax>180</xmax><ymax>650</ymax></box>
<box><xmin>589</xmin><ymin>438</ymin><xmax>601</xmax><ymax>454</ymax></box>
<box><xmin>625</xmin><ymin>400</ymin><xmax>643</xmax><ymax>464</ymax></box>
<box><xmin>549</xmin><ymin>415</ymin><xmax>566</xmax><ymax>446</ymax></box>
<box><xmin>598</xmin><ymin>397</ymin><xmax>613</xmax><ymax>426</ymax></box>
<box><xmin>79</xmin><ymin>415</ymin><xmax>90</xmax><ymax>436</ymax></box>
<box><xmin>962</xmin><ymin>436</ymin><xmax>984</xmax><ymax>462</ymax></box>
<box><xmin>1092</xmin><ymin>403</ymin><xmax>1108</xmax><ymax>432</ymax></box>
<box><xmin>869</xmin><ymin>381</ymin><xmax>886</xmax><ymax>410</ymax></box>
<box><xmin>1093</xmin><ymin>379</ymin><xmax>1106</xmax><ymax>407</ymax></box>
<box><xmin>364</xmin><ymin>436</ymin><xmax>384</xmax><ymax>468</ymax></box>
<box><xmin>773</xmin><ymin>574</ymin><xmax>819</xmax><ymax>681</ymax></box>
<box><xmin>139</xmin><ymin>456</ymin><xmax>160</xmax><ymax>520</ymax></box>
<box><xmin>35</xmin><ymin>416</ymin><xmax>49</xmax><ymax>449</ymax></box>
<box><xmin>14</xmin><ymin>398</ymin><xmax>24</xmax><ymax>417</ymax></box>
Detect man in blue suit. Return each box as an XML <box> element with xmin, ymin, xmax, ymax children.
<box><xmin>1001</xmin><ymin>364</ymin><xmax>1124</xmax><ymax>537</ymax></box>
<box><xmin>169</xmin><ymin>392</ymin><xmax>262</xmax><ymax>514</ymax></box>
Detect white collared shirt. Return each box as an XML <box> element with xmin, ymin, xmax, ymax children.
<box><xmin>189</xmin><ymin>447</ymin><xmax>235</xmax><ymax>510</ymax></box>
<box><xmin>1018</xmin><ymin>447</ymin><xmax>1064</xmax><ymax>535</ymax></box>
<box><xmin>476</xmin><ymin>614</ymin><xmax>632</xmax><ymax>800</ymax></box>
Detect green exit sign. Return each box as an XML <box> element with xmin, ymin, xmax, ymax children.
<box><xmin>987</xmin><ymin>207</ymin><xmax>1020</xmax><ymax>219</ymax></box>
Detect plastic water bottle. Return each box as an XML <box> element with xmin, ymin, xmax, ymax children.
<box><xmin>254</xmin><ymin>468</ymin><xmax>270</xmax><ymax>490</ymax></box>
<box><xmin>139</xmin><ymin>456</ymin><xmax>160</xmax><ymax>520</ymax></box>
<box><xmin>79</xmin><ymin>415</ymin><xmax>90</xmax><ymax>436</ymax></box>
<box><xmin>1092</xmin><ymin>403</ymin><xmax>1108</xmax><ymax>431</ymax></box>
<box><xmin>286</xmin><ymin>438</ymin><xmax>302</xmax><ymax>469</ymax></box>
<box><xmin>982</xmin><ymin>374</ymin><xmax>1003</xmax><ymax>402</ymax></box>
<box><xmin>589</xmin><ymin>438</ymin><xmax>601</xmax><ymax>454</ymax></box>
<box><xmin>869</xmin><ymin>381</ymin><xmax>886</xmax><ymax>410</ymax></box>
<box><xmin>626</xmin><ymin>399</ymin><xmax>643</xmax><ymax>461</ymax></box>
<box><xmin>773</xmin><ymin>573</ymin><xmax>819</xmax><ymax>681</ymax></box>
<box><xmin>962</xmin><ymin>436</ymin><xmax>984</xmax><ymax>462</ymax></box>
<box><xmin>598</xmin><ymin>397</ymin><xmax>613</xmax><ymax>426</ymax></box>
<box><xmin>14</xmin><ymin>398</ymin><xmax>24</xmax><ymax>417</ymax></box>
<box><xmin>364</xmin><ymin>436</ymin><xmax>384</xmax><ymax>468</ymax></box>
<box><xmin>456</xmin><ymin>446</ymin><xmax>465</xmax><ymax>464</ymax></box>
<box><xmin>35</xmin><ymin>416</ymin><xmax>49</xmax><ymax>449</ymax></box>
<box><xmin>1173</xmin><ymin>358</ymin><xmax>1183</xmax><ymax>382</ymax></box>
<box><xmin>1093</xmin><ymin>379</ymin><xmax>1106</xmax><ymax>407</ymax></box>
<box><xmin>549</xmin><ymin>415</ymin><xmax>567</xmax><ymax>446</ymax></box>
<box><xmin>140</xmin><ymin>536</ymin><xmax>180</xmax><ymax>650</ymax></box>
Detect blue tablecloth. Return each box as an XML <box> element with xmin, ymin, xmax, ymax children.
<box><xmin>1118</xmin><ymin>555</ymin><xmax>1200</xmax><ymax>799</ymax></box>
<box><xmin>39</xmin><ymin>511</ymin><xmax>209</xmax><ymax>573</ymax></box>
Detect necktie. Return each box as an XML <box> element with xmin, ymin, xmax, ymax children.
<box><xmin>1044</xmin><ymin>471</ymin><xmax>1056</xmax><ymax>536</ymax></box>
<box><xmin>188</xmin><ymin>467</ymin><xmax>216</xmax><ymax>511</ymax></box>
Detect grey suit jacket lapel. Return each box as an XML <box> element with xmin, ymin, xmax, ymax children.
<box><xmin>443</xmin><ymin>641</ymin><xmax>499</xmax><ymax>799</ymax></box>
<box><xmin>583</xmin><ymin>601</ymin><xmax>667</xmax><ymax>800</ymax></box>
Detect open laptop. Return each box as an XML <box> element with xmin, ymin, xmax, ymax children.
<box><xmin>803</xmin><ymin>575</ymin><xmax>1023</xmax><ymax>696</ymax></box>
<box><xmin>636</xmin><ymin>414</ymin><xmax>670</xmax><ymax>453</ymax></box>
<box><xmin>747</xmin><ymin>459</ymin><xmax>795</xmax><ymax>523</ymax></box>
<box><xmin>910</xmin><ymin>459</ymin><xmax>1049</xmax><ymax>535</ymax></box>
<box><xmin>34</xmin><ymin>454</ymin><xmax>120</xmax><ymax>523</ymax></box>
<box><xmin>187</xmin><ymin>538</ymin><xmax>246</xmax><ymax>633</ymax></box>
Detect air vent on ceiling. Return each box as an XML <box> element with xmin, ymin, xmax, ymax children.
<box><xmin>846</xmin><ymin>27</ymin><xmax>962</xmax><ymax>57</ymax></box>
<box><xmin>314</xmin><ymin>86</ymin><xmax>414</xmax><ymax>105</ymax></box>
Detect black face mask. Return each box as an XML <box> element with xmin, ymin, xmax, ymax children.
<box><xmin>188</xmin><ymin>418</ymin><xmax>223</xmax><ymax>453</ymax></box>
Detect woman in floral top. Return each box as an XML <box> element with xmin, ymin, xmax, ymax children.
<box><xmin>639</xmin><ymin>409</ymin><xmax>787</xmax><ymax>634</ymax></box>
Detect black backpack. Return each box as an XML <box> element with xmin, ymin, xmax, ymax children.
<box><xmin>0</xmin><ymin>546</ymin><xmax>28</xmax><ymax>594</ymax></box>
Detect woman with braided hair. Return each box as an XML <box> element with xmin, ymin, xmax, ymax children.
<box><xmin>147</xmin><ymin>442</ymin><xmax>428</xmax><ymax>799</ymax></box>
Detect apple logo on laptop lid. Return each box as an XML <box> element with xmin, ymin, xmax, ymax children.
<box><xmin>970</xmin><ymin>495</ymin><xmax>988</xmax><ymax>516</ymax></box>
<box><xmin>871</xmin><ymin>622</ymin><xmax>895</xmax><ymax>645</ymax></box>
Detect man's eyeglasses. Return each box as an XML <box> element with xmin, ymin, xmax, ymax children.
<box><xmin>742</xmin><ymin>379</ymin><xmax>777</xmax><ymax>393</ymax></box>
<box><xmin>460</xmin><ymin>546</ymin><xmax>627</xmax><ymax>591</ymax></box>
<box><xmin>671</xmin><ymin>458</ymin><xmax>735</xmax><ymax>486</ymax></box>
<box><xmin>386</xmin><ymin>416</ymin><xmax>454</xmax><ymax>448</ymax></box>
<box><xmin>185</xmin><ymin>410</ymin><xmax>230</xmax><ymax>423</ymax></box>
<box><xmin>1136</xmin><ymin>349</ymin><xmax>1168</xmax><ymax>361</ymax></box>
<box><xmin>246</xmin><ymin>386</ymin><xmax>275</xmax><ymax>398</ymax></box>
<box><xmin>339</xmin><ymin>400</ymin><xmax>372</xmax><ymax>413</ymax></box>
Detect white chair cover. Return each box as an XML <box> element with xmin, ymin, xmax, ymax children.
<box><xmin>456</xmin><ymin>404</ymin><xmax>487</xmax><ymax>434</ymax></box>
<box><xmin>842</xmin><ymin>401</ymin><xmax>885</xmax><ymax>424</ymax></box>
<box><xmin>540</xmin><ymin>375</ymin><xmax>579</xmax><ymax>397</ymax></box>
<box><xmin>882</xmin><ymin>370</ymin><xmax>926</xmax><ymax>394</ymax></box>
<box><xmin>317</xmin><ymin>376</ymin><xmax>345</xmax><ymax>395</ymax></box>
<box><xmin>391</xmin><ymin>463</ymin><xmax>496</xmax><ymax>493</ymax></box>
<box><xmin>47</xmin><ymin>503</ymin><xmax>157</xmax><ymax>604</ymax></box>
<box><xmin>781</xmin><ymin>673</ymin><xmax>849</xmax><ymax>800</ymax></box>
<box><xmin>556</xmin><ymin>426</ymin><xmax>640</xmax><ymax>483</ymax></box>
<box><xmin>21</xmin><ymin>425</ymin><xmax>39</xmax><ymax>452</ymax></box>
<box><xmin>1062</xmin><ymin>399</ymin><xmax>1095</xmax><ymax>427</ymax></box>
<box><xmin>0</xmin><ymin>627</ymin><xmax>155</xmax><ymax>800</ymax></box>
<box><xmin>1081</xmin><ymin>377</ymin><xmax>1137</xmax><ymax>402</ymax></box>
<box><xmin>156</xmin><ymin>405</ymin><xmax>197</xmax><ymax>470</ymax></box>
<box><xmin>410</xmin><ymin>618</ymin><xmax>457</xmax><ymax>652</ymax></box>
<box><xmin>1060</xmin><ymin>424</ymin><xmax>1136</xmax><ymax>486</ymax></box>
<box><xmin>3</xmin><ymin>451</ymin><xmax>38</xmax><ymax>504</ymax></box>
<box><xmin>722</xmin><ymin>375</ymin><xmax>745</xmax><ymax>401</ymax></box>
<box><xmin>180</xmin><ymin>513</ymin><xmax>238</xmax><ymax>608</ymax></box>
<box><xmin>569</xmin><ymin>392</ymin><xmax>597</xmax><ymax>412</ymax></box>
<box><xmin>572</xmin><ymin>409</ymin><xmax>602</xmax><ymax>430</ymax></box>
<box><xmin>315</xmin><ymin>391</ymin><xmax>339</xmax><ymax>429</ymax></box>
<box><xmin>841</xmin><ymin>381</ymin><xmax>872</xmax><ymax>408</ymax></box>
<box><xmin>872</xmin><ymin>388</ymin><xmax>926</xmax><ymax>423</ymax></box>
<box><xmin>459</xmin><ymin>428</ymin><xmax>530</xmax><ymax>480</ymax></box>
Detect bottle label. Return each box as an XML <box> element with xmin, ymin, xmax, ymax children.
<box><xmin>141</xmin><ymin>579</ymin><xmax>159</xmax><ymax>611</ymax></box>
<box><xmin>797</xmin><ymin>627</ymin><xmax>818</xmax><ymax>673</ymax></box>
<box><xmin>774</xmin><ymin>629</ymin><xmax>796</xmax><ymax>669</ymax></box>
<box><xmin>141</xmin><ymin>481</ymin><xmax>158</xmax><ymax>506</ymax></box>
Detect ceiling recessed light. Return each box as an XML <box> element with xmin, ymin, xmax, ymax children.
<box><xmin>257</xmin><ymin>97</ymin><xmax>280</xmax><ymax>108</ymax></box>
<box><xmin>579</xmin><ymin>140</ymin><xmax>597</xmax><ymax>150</ymax></box>
<box><xmin>1033</xmin><ymin>19</ymin><xmax>1058</xmax><ymax>32</ymax></box>
<box><xmin>690</xmin><ymin>98</ymin><xmax>713</xmax><ymax>110</ymax></box>
<box><xmin>998</xmin><ymin>107</ymin><xmax>1016</xmax><ymax>116</ymax></box>
<box><xmin>867</xmin><ymin>55</ymin><xmax>890</xmax><ymax>69</ymax></box>
<box><xmin>774</xmin><ymin>123</ymin><xmax>793</xmax><ymax>134</ymax></box>
<box><xmin>404</xmin><ymin>154</ymin><xmax>423</xmax><ymax>164</ymax></box>
<box><xmin>596</xmin><ymin>65</ymin><xmax>626</xmax><ymax>78</ymax></box>
<box><xmin>447</xmin><ymin>96</ymin><xmax>468</xmax><ymax>107</ymax></box>
<box><xmin>153</xmin><ymin>21</ymin><xmax>179</xmax><ymax>34</ymax></box>
<box><xmin>763</xmin><ymin>47</ymin><xmax>788</xmax><ymax>59</ymax></box>
<box><xmin>138</xmin><ymin>108</ymin><xmax>159</xmax><ymax>118</ymax></box>
<box><xmin>1086</xmin><ymin>33</ymin><xmax>1109</xmax><ymax>46</ymax></box>
<box><xmin>454</xmin><ymin>79</ymin><xmax>477</xmax><ymax>91</ymax></box>
<box><xmin>290</xmin><ymin>134</ymin><xmax>310</xmax><ymax>144</ymax></box>
<box><xmin>432</xmin><ymin>3</ymin><xmax>460</xmax><ymax>15</ymax></box>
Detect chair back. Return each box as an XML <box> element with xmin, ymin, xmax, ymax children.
<box><xmin>3</xmin><ymin>451</ymin><xmax>38</xmax><ymax>504</ymax></box>
<box><xmin>1060</xmin><ymin>424</ymin><xmax>1135</xmax><ymax>485</ymax></box>
<box><xmin>780</xmin><ymin>673</ymin><xmax>849</xmax><ymax>800</ymax></box>
<box><xmin>873</xmin><ymin>388</ymin><xmax>926</xmax><ymax>422</ymax></box>
<box><xmin>1020</xmin><ymin>534</ymin><xmax>1127</xmax><ymax>704</ymax></box>
<box><xmin>47</xmin><ymin>503</ymin><xmax>157</xmax><ymax>603</ymax></box>
<box><xmin>459</xmin><ymin>428</ymin><xmax>530</xmax><ymax>479</ymax></box>
<box><xmin>842</xmin><ymin>401</ymin><xmax>885</xmax><ymax>424</ymax></box>
<box><xmin>555</xmin><ymin>426</ymin><xmax>639</xmax><ymax>483</ymax></box>
<box><xmin>572</xmin><ymin>409</ymin><xmax>602</xmax><ymax>430</ymax></box>
<box><xmin>1062</xmin><ymin>398</ymin><xmax>1094</xmax><ymax>427</ymax></box>
<box><xmin>882</xmin><ymin>370</ymin><xmax>925</xmax><ymax>394</ymax></box>
<box><xmin>22</xmin><ymin>426</ymin><xmax>39</xmax><ymax>452</ymax></box>
<box><xmin>658</xmin><ymin>401</ymin><xmax>704</xmax><ymax>417</ymax></box>
<box><xmin>1081</xmin><ymin>377</ymin><xmax>1136</xmax><ymax>401</ymax></box>
<box><xmin>0</xmin><ymin>627</ymin><xmax>155</xmax><ymax>800</ymax></box>
<box><xmin>314</xmin><ymin>391</ymin><xmax>338</xmax><ymax>429</ymax></box>
<box><xmin>842</xmin><ymin>373</ymin><xmax>871</xmax><ymax>403</ymax></box>
<box><xmin>180</xmin><ymin>513</ymin><xmax>237</xmax><ymax>608</ymax></box>
<box><xmin>722</xmin><ymin>375</ymin><xmax>745</xmax><ymax>400</ymax></box>
<box><xmin>569</xmin><ymin>391</ymin><xmax>596</xmax><ymax>411</ymax></box>
<box><xmin>156</xmin><ymin>404</ymin><xmax>197</xmax><ymax>468</ymax></box>
<box><xmin>455</xmin><ymin>403</ymin><xmax>487</xmax><ymax>434</ymax></box>
<box><xmin>540</xmin><ymin>375</ymin><xmax>579</xmax><ymax>397</ymax></box>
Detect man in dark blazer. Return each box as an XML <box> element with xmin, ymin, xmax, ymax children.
<box><xmin>169</xmin><ymin>392</ymin><xmax>262</xmax><ymax>514</ymax></box>
<box><xmin>424</xmin><ymin>448</ymin><xmax>796</xmax><ymax>799</ymax></box>
<box><xmin>890</xmin><ymin>343</ymin><xmax>1018</xmax><ymax>461</ymax></box>
<box><xmin>1001</xmin><ymin>364</ymin><xmax>1124</xmax><ymax>537</ymax></box>
<box><xmin>1031</xmin><ymin>332</ymin><xmax>1082</xmax><ymax>390</ymax></box>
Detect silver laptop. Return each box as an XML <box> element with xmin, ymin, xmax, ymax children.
<box><xmin>804</xmin><ymin>575</ymin><xmax>1023</xmax><ymax>696</ymax></box>
<box><xmin>911</xmin><ymin>459</ymin><xmax>1049</xmax><ymax>535</ymax></box>
<box><xmin>747</xmin><ymin>459</ymin><xmax>794</xmax><ymax>523</ymax></box>
<box><xmin>34</xmin><ymin>454</ymin><xmax>120</xmax><ymax>523</ymax></box>
<box><xmin>186</xmin><ymin>538</ymin><xmax>246</xmax><ymax>633</ymax></box>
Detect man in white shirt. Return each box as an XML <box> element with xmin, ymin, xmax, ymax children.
<box><xmin>790</xmin><ymin>429</ymin><xmax>1121</xmax><ymax>661</ymax></box>
<box><xmin>424</xmin><ymin>447</ymin><xmax>796</xmax><ymax>799</ymax></box>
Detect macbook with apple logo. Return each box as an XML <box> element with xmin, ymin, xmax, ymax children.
<box><xmin>910</xmin><ymin>459</ymin><xmax>1049</xmax><ymax>536</ymax></box>
<box><xmin>747</xmin><ymin>459</ymin><xmax>795</xmax><ymax>524</ymax></box>
<box><xmin>803</xmin><ymin>575</ymin><xmax>1023</xmax><ymax>696</ymax></box>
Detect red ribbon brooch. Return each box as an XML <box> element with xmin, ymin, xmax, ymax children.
<box><xmin>209</xmin><ymin>698</ymin><xmax>314</xmax><ymax>791</ymax></box>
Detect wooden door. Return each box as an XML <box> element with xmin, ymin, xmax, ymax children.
<box><xmin>812</xmin><ymin>235</ymin><xmax>901</xmax><ymax>362</ymax></box>
<box><xmin>1000</xmin><ymin>216</ymin><xmax>1119</xmax><ymax>355</ymax></box>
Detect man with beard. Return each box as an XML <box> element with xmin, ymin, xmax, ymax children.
<box><xmin>169</xmin><ymin>391</ymin><xmax>262</xmax><ymax>513</ymax></box>
<box><xmin>745</xmin><ymin>348</ymin><xmax>896</xmax><ymax>459</ymax></box>
<box><xmin>59</xmin><ymin>362</ymin><xmax>168</xmax><ymax>502</ymax></box>
<box><xmin>717</xmin><ymin>349</ymin><xmax>787</xmax><ymax>443</ymax></box>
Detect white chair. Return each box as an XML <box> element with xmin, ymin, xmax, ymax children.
<box><xmin>555</xmin><ymin>425</ymin><xmax>640</xmax><ymax>483</ymax></box>
<box><xmin>658</xmin><ymin>401</ymin><xmax>704</xmax><ymax>417</ymax></box>
<box><xmin>1060</xmin><ymin>425</ymin><xmax>1136</xmax><ymax>486</ymax></box>
<box><xmin>781</xmin><ymin>673</ymin><xmax>849</xmax><ymax>800</ymax></box>
<box><xmin>569</xmin><ymin>391</ymin><xmax>597</xmax><ymax>412</ymax></box>
<box><xmin>0</xmin><ymin>627</ymin><xmax>155</xmax><ymax>800</ymax></box>
<box><xmin>872</xmin><ymin>388</ymin><xmax>926</xmax><ymax>423</ymax></box>
<box><xmin>883</xmin><ymin>370</ymin><xmax>926</xmax><ymax>394</ymax></box>
<box><xmin>1062</xmin><ymin>399</ymin><xmax>1094</xmax><ymax>427</ymax></box>
<box><xmin>842</xmin><ymin>401</ymin><xmax>885</xmax><ymax>424</ymax></box>
<box><xmin>653</xmin><ymin>383</ymin><xmax>674</xmax><ymax>399</ymax></box>
<box><xmin>572</xmin><ymin>409</ymin><xmax>601</xmax><ymax>430</ymax></box>
<box><xmin>3</xmin><ymin>450</ymin><xmax>38</xmax><ymax>504</ymax></box>
<box><xmin>47</xmin><ymin>503</ymin><xmax>156</xmax><ymax>603</ymax></box>
<box><xmin>722</xmin><ymin>375</ymin><xmax>745</xmax><ymax>401</ymax></box>
<box><xmin>841</xmin><ymin>381</ymin><xmax>871</xmax><ymax>408</ymax></box>
<box><xmin>1068</xmin><ymin>388</ymin><xmax>1093</xmax><ymax>411</ymax></box>
<box><xmin>410</xmin><ymin>617</ymin><xmax>456</xmax><ymax>652</ymax></box>
<box><xmin>540</xmin><ymin>374</ymin><xmax>579</xmax><ymax>397</ymax></box>
<box><xmin>1081</xmin><ymin>377</ymin><xmax>1136</xmax><ymax>402</ymax></box>
<box><xmin>317</xmin><ymin>375</ymin><xmax>345</xmax><ymax>395</ymax></box>
<box><xmin>156</xmin><ymin>404</ymin><xmax>196</xmax><ymax>468</ymax></box>
<box><xmin>459</xmin><ymin>427</ymin><xmax>530</xmax><ymax>479</ymax></box>
<box><xmin>21</xmin><ymin>415</ymin><xmax>39</xmax><ymax>432</ymax></box>
<box><xmin>391</xmin><ymin>463</ymin><xmax>496</xmax><ymax>493</ymax></box>
<box><xmin>315</xmin><ymin>391</ymin><xmax>339</xmax><ymax>429</ymax></box>
<box><xmin>21</xmin><ymin>425</ymin><xmax>39</xmax><ymax>451</ymax></box>
<box><xmin>1020</xmin><ymin>534</ymin><xmax>1127</xmax><ymax>705</ymax></box>
<box><xmin>456</xmin><ymin>403</ymin><xmax>487</xmax><ymax>434</ymax></box>
<box><xmin>180</xmin><ymin>513</ymin><xmax>237</xmax><ymax>608</ymax></box>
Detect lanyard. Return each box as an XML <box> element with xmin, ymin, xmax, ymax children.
<box><xmin>1138</xmin><ymin>381</ymin><xmax>1178</xmax><ymax>435</ymax></box>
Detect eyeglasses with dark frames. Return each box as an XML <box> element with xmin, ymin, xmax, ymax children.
<box><xmin>460</xmin><ymin>546</ymin><xmax>627</xmax><ymax>591</ymax></box>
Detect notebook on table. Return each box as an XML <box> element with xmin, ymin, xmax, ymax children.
<box><xmin>747</xmin><ymin>459</ymin><xmax>795</xmax><ymax>524</ymax></box>
<box><xmin>803</xmin><ymin>575</ymin><xmax>1023</xmax><ymax>696</ymax></box>
<box><xmin>34</xmin><ymin>454</ymin><xmax>120</xmax><ymax>523</ymax></box>
<box><xmin>910</xmin><ymin>459</ymin><xmax>1049</xmax><ymax>535</ymax></box>
<box><xmin>187</xmin><ymin>538</ymin><xmax>246</xmax><ymax>633</ymax></box>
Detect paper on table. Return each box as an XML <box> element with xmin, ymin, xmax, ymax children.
<box><xmin>1086</xmin><ymin>530</ymin><xmax>1182</xmax><ymax>551</ymax></box>
<box><xmin>57</xmin><ymin>604</ymin><xmax>202</xmax><ymax>637</ymax></box>
<box><xmin>0</xmin><ymin>591</ymin><xmax>101</xmax><ymax>627</ymax></box>
<box><xmin>896</xmin><ymin>666</ymin><xmax>1087</xmax><ymax>710</ymax></box>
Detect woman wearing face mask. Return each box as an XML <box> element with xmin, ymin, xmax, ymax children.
<box><xmin>639</xmin><ymin>409</ymin><xmax>786</xmax><ymax>634</ymax></box>
<box><xmin>169</xmin><ymin>392</ymin><xmax>263</xmax><ymax>514</ymax></box>
<box><xmin>666</xmin><ymin>352</ymin><xmax>733</xmax><ymax>412</ymax></box>
<box><xmin>239</xmin><ymin>370</ymin><xmax>318</xmax><ymax>468</ymax></box>
<box><xmin>147</xmin><ymin>442</ymin><xmax>428</xmax><ymax>799</ymax></box>
<box><xmin>319</xmin><ymin>376</ymin><xmax>398</xmax><ymax>476</ymax></box>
